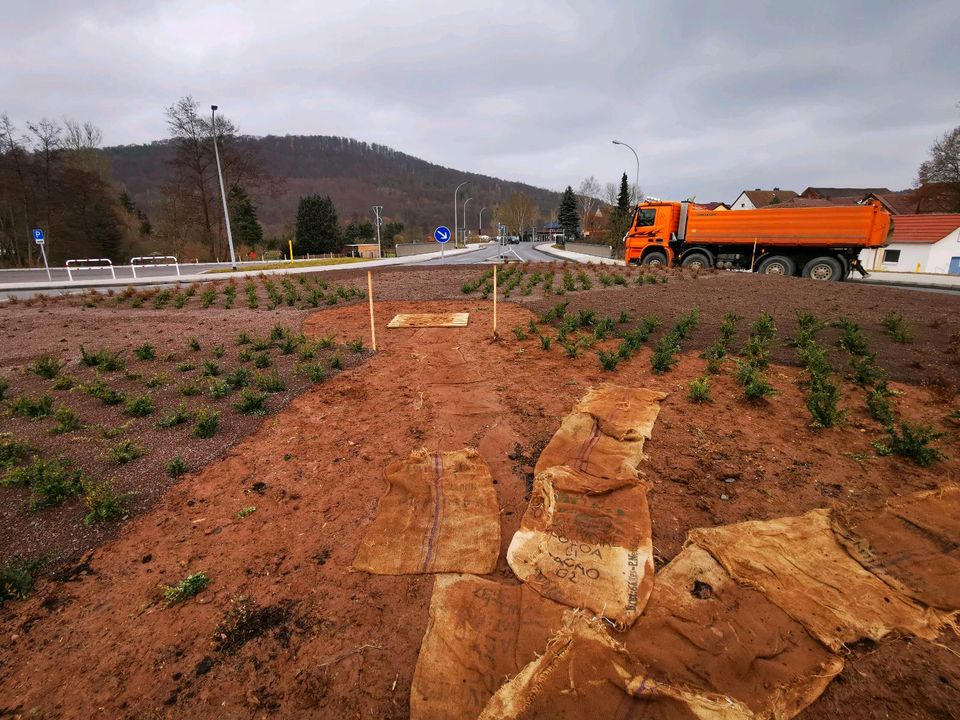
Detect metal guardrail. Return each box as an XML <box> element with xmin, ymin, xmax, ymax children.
<box><xmin>65</xmin><ymin>258</ymin><xmax>116</xmax><ymax>281</ymax></box>
<box><xmin>130</xmin><ymin>255</ymin><xmax>180</xmax><ymax>278</ymax></box>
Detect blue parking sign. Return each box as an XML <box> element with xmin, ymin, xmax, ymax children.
<box><xmin>33</xmin><ymin>228</ymin><xmax>44</xmax><ymax>243</ymax></box>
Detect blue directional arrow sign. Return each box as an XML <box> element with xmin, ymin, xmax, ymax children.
<box><xmin>434</xmin><ymin>225</ymin><xmax>451</xmax><ymax>244</ymax></box>
<box><xmin>32</xmin><ymin>228</ymin><xmax>44</xmax><ymax>244</ymax></box>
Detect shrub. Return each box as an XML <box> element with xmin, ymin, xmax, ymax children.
<box><xmin>512</xmin><ymin>326</ymin><xmax>527</xmax><ymax>340</ymax></box>
<box><xmin>188</xmin><ymin>337</ymin><xmax>201</xmax><ymax>352</ymax></box>
<box><xmin>256</xmin><ymin>370</ymin><xmax>286</xmax><ymax>393</ymax></box>
<box><xmin>80</xmin><ymin>346</ymin><xmax>125</xmax><ymax>372</ymax></box>
<box><xmin>347</xmin><ymin>338</ymin><xmax>364</xmax><ymax>353</ymax></box>
<box><xmin>740</xmin><ymin>335</ymin><xmax>771</xmax><ymax>370</ymax></box>
<box><xmin>0</xmin><ymin>376</ymin><xmax>8</xmax><ymax>400</ymax></box>
<box><xmin>330</xmin><ymin>351</ymin><xmax>343</xmax><ymax>371</ymax></box>
<box><xmin>225</xmin><ymin>367</ymin><xmax>251</xmax><ymax>389</ymax></box>
<box><xmin>82</xmin><ymin>377</ymin><xmax>124</xmax><ymax>405</ymax></box>
<box><xmin>612</xmin><ymin>273</ymin><xmax>627</xmax><ymax>286</ymax></box>
<box><xmin>236</xmin><ymin>506</ymin><xmax>256</xmax><ymax>520</ymax></box>
<box><xmin>2</xmin><ymin>458</ymin><xmax>86</xmax><ymax>510</ymax></box>
<box><xmin>223</xmin><ymin>284</ymin><xmax>237</xmax><ymax>308</ymax></box>
<box><xmin>850</xmin><ymin>353</ymin><xmax>885</xmax><ymax>388</ymax></box>
<box><xmin>866</xmin><ymin>387</ymin><xmax>896</xmax><ymax>425</ymax></box>
<box><xmin>211</xmin><ymin>344</ymin><xmax>226</xmax><ymax>359</ymax></box>
<box><xmin>193</xmin><ymin>409</ymin><xmax>220</xmax><ymax>438</ymax></box>
<box><xmin>806</xmin><ymin>376</ymin><xmax>844</xmax><ymax>428</ymax></box>
<box><xmin>303</xmin><ymin>363</ymin><xmax>327</xmax><ymax>383</ymax></box>
<box><xmin>270</xmin><ymin>323</ymin><xmax>289</xmax><ymax>342</ymax></box>
<box><xmin>598</xmin><ymin>350</ymin><xmax>619</xmax><ymax>371</ymax></box>
<box><xmin>167</xmin><ymin>457</ymin><xmax>188</xmax><ymax>478</ymax></box>
<box><xmin>750</xmin><ymin>313</ymin><xmax>776</xmax><ymax>343</ymax></box>
<box><xmin>134</xmin><ymin>343</ymin><xmax>156</xmax><ymax>361</ymax></box>
<box><xmin>124</xmin><ymin>395</ymin><xmax>154</xmax><ymax>417</ymax></box>
<box><xmin>562</xmin><ymin>271</ymin><xmax>576</xmax><ymax>292</ymax></box>
<box><xmin>51</xmin><ymin>406</ymin><xmax>82</xmax><ymax>434</ymax></box>
<box><xmin>873</xmin><ymin>421</ymin><xmax>945</xmax><ymax>467</ymax></box>
<box><xmin>237</xmin><ymin>331</ymin><xmax>252</xmax><ymax>346</ymax></box>
<box><xmin>688</xmin><ymin>377</ymin><xmax>712</xmax><ymax>403</ymax></box>
<box><xmin>107</xmin><ymin>439</ymin><xmax>146</xmax><ymax>464</ymax></box>
<box><xmin>245</xmin><ymin>283</ymin><xmax>259</xmax><ymax>309</ymax></box>
<box><xmin>298</xmin><ymin>343</ymin><xmax>316</xmax><ymax>361</ymax></box>
<box><xmin>157</xmin><ymin>403</ymin><xmax>193</xmax><ymax>428</ymax></box>
<box><xmin>736</xmin><ymin>361</ymin><xmax>777</xmax><ymax>401</ymax></box>
<box><xmin>0</xmin><ymin>434</ymin><xmax>34</xmax><ymax>468</ymax></box>
<box><xmin>538</xmin><ymin>333</ymin><xmax>553</xmax><ymax>351</ymax></box>
<box><xmin>835</xmin><ymin>318</ymin><xmax>870</xmax><ymax>356</ymax></box>
<box><xmin>200</xmin><ymin>288</ymin><xmax>216</xmax><ymax>308</ymax></box>
<box><xmin>172</xmin><ymin>292</ymin><xmax>188</xmax><ymax>309</ymax></box>
<box><xmin>201</xmin><ymin>360</ymin><xmax>221</xmax><ymax>377</ymax></box>
<box><xmin>650</xmin><ymin>336</ymin><xmax>680</xmax><ymax>374</ymax></box>
<box><xmin>83</xmin><ymin>481</ymin><xmax>132</xmax><ymax>525</ymax></box>
<box><xmin>208</xmin><ymin>379</ymin><xmax>231</xmax><ymax>399</ymax></box>
<box><xmin>52</xmin><ymin>374</ymin><xmax>76</xmax><ymax>390</ymax></box>
<box><xmin>278</xmin><ymin>337</ymin><xmax>296</xmax><ymax>355</ymax></box>
<box><xmin>253</xmin><ymin>352</ymin><xmax>272</xmax><ymax>369</ymax></box>
<box><xmin>179</xmin><ymin>381</ymin><xmax>200</xmax><ymax>397</ymax></box>
<box><xmin>882</xmin><ymin>311</ymin><xmax>913</xmax><ymax>344</ymax></box>
<box><xmin>130</xmin><ymin>296</ymin><xmax>143</xmax><ymax>308</ymax></box>
<box><xmin>598</xmin><ymin>273</ymin><xmax>613</xmax><ymax>287</ymax></box>
<box><xmin>176</xmin><ymin>361</ymin><xmax>195</xmax><ymax>373</ymax></box>
<box><xmin>235</xmin><ymin>388</ymin><xmax>267</xmax><ymax>415</ymax></box>
<box><xmin>0</xmin><ymin>557</ymin><xmax>42</xmax><ymax>603</ymax></box>
<box><xmin>153</xmin><ymin>290</ymin><xmax>171</xmax><ymax>309</ymax></box>
<box><xmin>237</xmin><ymin>349</ymin><xmax>253</xmax><ymax>364</ymax></box>
<box><xmin>618</xmin><ymin>311</ymin><xmax>630</xmax><ymax>324</ymax></box>
<box><xmin>163</xmin><ymin>572</ymin><xmax>210</xmax><ymax>605</ymax></box>
<box><xmin>11</xmin><ymin>394</ymin><xmax>53</xmax><ymax>420</ymax></box>
<box><xmin>30</xmin><ymin>354</ymin><xmax>63</xmax><ymax>379</ymax></box>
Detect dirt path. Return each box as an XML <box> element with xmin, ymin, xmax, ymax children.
<box><xmin>1</xmin><ymin>298</ymin><xmax>957</xmax><ymax>719</ymax></box>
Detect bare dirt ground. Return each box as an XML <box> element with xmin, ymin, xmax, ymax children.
<box><xmin>1</xmin><ymin>266</ymin><xmax>959</xmax><ymax>719</ymax></box>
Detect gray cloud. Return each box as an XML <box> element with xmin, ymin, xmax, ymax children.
<box><xmin>2</xmin><ymin>0</ymin><xmax>958</xmax><ymax>202</ymax></box>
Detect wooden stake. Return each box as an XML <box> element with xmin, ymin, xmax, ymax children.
<box><xmin>493</xmin><ymin>265</ymin><xmax>498</xmax><ymax>336</ymax></box>
<box><xmin>367</xmin><ymin>270</ymin><xmax>377</xmax><ymax>351</ymax></box>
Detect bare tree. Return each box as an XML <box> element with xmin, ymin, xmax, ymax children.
<box><xmin>498</xmin><ymin>192</ymin><xmax>536</xmax><ymax>239</ymax></box>
<box><xmin>603</xmin><ymin>181</ymin><xmax>618</xmax><ymax>206</ymax></box>
<box><xmin>63</xmin><ymin>118</ymin><xmax>107</xmax><ymax>178</ymax></box>
<box><xmin>576</xmin><ymin>176</ymin><xmax>601</xmax><ymax>235</ymax></box>
<box><xmin>917</xmin><ymin>124</ymin><xmax>960</xmax><ymax>212</ymax></box>
<box><xmin>0</xmin><ymin>114</ymin><xmax>35</xmax><ymax>264</ymax></box>
<box><xmin>27</xmin><ymin>118</ymin><xmax>62</xmax><ymax>257</ymax></box>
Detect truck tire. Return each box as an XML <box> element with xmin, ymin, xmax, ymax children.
<box><xmin>757</xmin><ymin>255</ymin><xmax>796</xmax><ymax>276</ymax></box>
<box><xmin>802</xmin><ymin>256</ymin><xmax>843</xmax><ymax>281</ymax></box>
<box><xmin>642</xmin><ymin>251</ymin><xmax>668</xmax><ymax>266</ymax></box>
<box><xmin>681</xmin><ymin>252</ymin><xmax>711</xmax><ymax>269</ymax></box>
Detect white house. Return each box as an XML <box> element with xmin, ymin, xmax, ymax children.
<box><xmin>730</xmin><ymin>188</ymin><xmax>799</xmax><ymax>210</ymax></box>
<box><xmin>860</xmin><ymin>214</ymin><xmax>960</xmax><ymax>274</ymax></box>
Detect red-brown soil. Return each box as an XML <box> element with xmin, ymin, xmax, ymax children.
<box><xmin>1</xmin><ymin>268</ymin><xmax>959</xmax><ymax>719</ymax></box>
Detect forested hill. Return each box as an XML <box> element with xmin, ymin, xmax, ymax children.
<box><xmin>103</xmin><ymin>135</ymin><xmax>560</xmax><ymax>237</ymax></box>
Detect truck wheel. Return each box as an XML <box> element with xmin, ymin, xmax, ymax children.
<box><xmin>757</xmin><ymin>255</ymin><xmax>796</xmax><ymax>276</ymax></box>
<box><xmin>642</xmin><ymin>251</ymin><xmax>668</xmax><ymax>266</ymax></box>
<box><xmin>802</xmin><ymin>256</ymin><xmax>843</xmax><ymax>281</ymax></box>
<box><xmin>681</xmin><ymin>252</ymin><xmax>711</xmax><ymax>270</ymax></box>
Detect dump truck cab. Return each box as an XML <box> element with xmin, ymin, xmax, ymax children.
<box><xmin>623</xmin><ymin>201</ymin><xmax>683</xmax><ymax>266</ymax></box>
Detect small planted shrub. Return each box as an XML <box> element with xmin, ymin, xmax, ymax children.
<box><xmin>0</xmin><ymin>557</ymin><xmax>42</xmax><ymax>603</ymax></box>
<box><xmin>253</xmin><ymin>352</ymin><xmax>272</xmax><ymax>369</ymax></box>
<box><xmin>736</xmin><ymin>360</ymin><xmax>777</xmax><ymax>401</ymax></box>
<box><xmin>688</xmin><ymin>377</ymin><xmax>712</xmax><ymax>403</ymax></box>
<box><xmin>211</xmin><ymin>344</ymin><xmax>226</xmax><ymax>359</ymax></box>
<box><xmin>237</xmin><ymin>349</ymin><xmax>253</xmax><ymax>364</ymax></box>
<box><xmin>179</xmin><ymin>381</ymin><xmax>201</xmax><ymax>397</ymax></box>
<box><xmin>30</xmin><ymin>355</ymin><xmax>63</xmax><ymax>379</ymax></box>
<box><xmin>80</xmin><ymin>346</ymin><xmax>125</xmax><ymax>372</ymax></box>
<box><xmin>144</xmin><ymin>373</ymin><xmax>170</xmax><ymax>389</ymax></box>
<box><xmin>806</xmin><ymin>376</ymin><xmax>844</xmax><ymax>428</ymax></box>
<box><xmin>270</xmin><ymin>323</ymin><xmax>290</xmax><ymax>343</ymax></box>
<box><xmin>873</xmin><ymin>421</ymin><xmax>945</xmax><ymax>467</ymax></box>
<box><xmin>538</xmin><ymin>333</ymin><xmax>553</xmax><ymax>351</ymax></box>
<box><xmin>598</xmin><ymin>350</ymin><xmax>620</xmax><ymax>371</ymax></box>
<box><xmin>278</xmin><ymin>337</ymin><xmax>296</xmax><ymax>355</ymax></box>
<box><xmin>134</xmin><ymin>343</ymin><xmax>156</xmax><ymax>361</ymax></box>
<box><xmin>256</xmin><ymin>370</ymin><xmax>286</xmax><ymax>393</ymax></box>
<box><xmin>11</xmin><ymin>394</ymin><xmax>53</xmax><ymax>420</ymax></box>
<box><xmin>176</xmin><ymin>361</ymin><xmax>195</xmax><ymax>373</ymax></box>
<box><xmin>0</xmin><ymin>376</ymin><xmax>9</xmax><ymax>400</ymax></box>
<box><xmin>82</xmin><ymin>377</ymin><xmax>124</xmax><ymax>405</ymax></box>
<box><xmin>866</xmin><ymin>386</ymin><xmax>896</xmax><ymax>426</ymax></box>
<box><xmin>235</xmin><ymin>388</ymin><xmax>268</xmax><ymax>415</ymax></box>
<box><xmin>329</xmin><ymin>351</ymin><xmax>343</xmax><ymax>371</ymax></box>
<box><xmin>1</xmin><ymin>458</ymin><xmax>86</xmax><ymax>510</ymax></box>
<box><xmin>208</xmin><ymin>378</ymin><xmax>231</xmax><ymax>399</ymax></box>
<box><xmin>0</xmin><ymin>434</ymin><xmax>34</xmax><ymax>469</ymax></box>
<box><xmin>236</xmin><ymin>331</ymin><xmax>252</xmax><ymax>346</ymax></box>
<box><xmin>107</xmin><ymin>439</ymin><xmax>146</xmax><ymax>464</ymax></box>
<box><xmin>152</xmin><ymin>290</ymin><xmax>171</xmax><ymax>309</ymax></box>
<box><xmin>201</xmin><ymin>360</ymin><xmax>221</xmax><ymax>377</ymax></box>
<box><xmin>83</xmin><ymin>481</ymin><xmax>132</xmax><ymax>525</ymax></box>
<box><xmin>881</xmin><ymin>311</ymin><xmax>913</xmax><ymax>344</ymax></box>
<box><xmin>123</xmin><ymin>395</ymin><xmax>154</xmax><ymax>417</ymax></box>
<box><xmin>157</xmin><ymin>403</ymin><xmax>193</xmax><ymax>428</ymax></box>
<box><xmin>512</xmin><ymin>327</ymin><xmax>527</xmax><ymax>341</ymax></box>
<box><xmin>51</xmin><ymin>406</ymin><xmax>82</xmax><ymax>434</ymax></box>
<box><xmin>236</xmin><ymin>506</ymin><xmax>256</xmax><ymax>520</ymax></box>
<box><xmin>347</xmin><ymin>339</ymin><xmax>364</xmax><ymax>353</ymax></box>
<box><xmin>303</xmin><ymin>363</ymin><xmax>327</xmax><ymax>383</ymax></box>
<box><xmin>245</xmin><ymin>282</ymin><xmax>259</xmax><ymax>309</ymax></box>
<box><xmin>223</xmin><ymin>284</ymin><xmax>237</xmax><ymax>308</ymax></box>
<box><xmin>200</xmin><ymin>288</ymin><xmax>216</xmax><ymax>308</ymax></box>
<box><xmin>188</xmin><ymin>337</ymin><xmax>201</xmax><ymax>352</ymax></box>
<box><xmin>193</xmin><ymin>409</ymin><xmax>220</xmax><ymax>439</ymax></box>
<box><xmin>163</xmin><ymin>572</ymin><xmax>210</xmax><ymax>605</ymax></box>
<box><xmin>225</xmin><ymin>367</ymin><xmax>251</xmax><ymax>389</ymax></box>
<box><xmin>52</xmin><ymin>374</ymin><xmax>76</xmax><ymax>390</ymax></box>
<box><xmin>167</xmin><ymin>457</ymin><xmax>188</xmax><ymax>478</ymax></box>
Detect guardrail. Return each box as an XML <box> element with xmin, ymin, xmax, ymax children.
<box><xmin>65</xmin><ymin>258</ymin><xmax>116</xmax><ymax>281</ymax></box>
<box><xmin>130</xmin><ymin>255</ymin><xmax>180</xmax><ymax>278</ymax></box>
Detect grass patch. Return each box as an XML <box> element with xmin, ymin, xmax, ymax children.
<box><xmin>1</xmin><ymin>457</ymin><xmax>86</xmax><ymax>510</ymax></box>
<box><xmin>163</xmin><ymin>572</ymin><xmax>210</xmax><ymax>605</ymax></box>
<box><xmin>123</xmin><ymin>394</ymin><xmax>155</xmax><ymax>417</ymax></box>
<box><xmin>157</xmin><ymin>403</ymin><xmax>193</xmax><ymax>428</ymax></box>
<box><xmin>107</xmin><ymin>439</ymin><xmax>146</xmax><ymax>464</ymax></box>
<box><xmin>10</xmin><ymin>394</ymin><xmax>53</xmax><ymax>420</ymax></box>
<box><xmin>133</xmin><ymin>343</ymin><xmax>156</xmax><ymax>361</ymax></box>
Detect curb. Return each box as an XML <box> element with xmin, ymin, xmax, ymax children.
<box><xmin>534</xmin><ymin>244</ymin><xmax>624</xmax><ymax>266</ymax></box>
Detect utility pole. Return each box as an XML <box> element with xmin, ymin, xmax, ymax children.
<box><xmin>372</xmin><ymin>205</ymin><xmax>383</xmax><ymax>258</ymax></box>
<box><xmin>454</xmin><ymin>181</ymin><xmax>468</xmax><ymax>249</ymax></box>
<box><xmin>211</xmin><ymin>105</ymin><xmax>237</xmax><ymax>270</ymax></box>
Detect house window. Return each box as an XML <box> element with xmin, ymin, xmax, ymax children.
<box><xmin>635</xmin><ymin>209</ymin><xmax>656</xmax><ymax>227</ymax></box>
<box><xmin>883</xmin><ymin>249</ymin><xmax>900</xmax><ymax>264</ymax></box>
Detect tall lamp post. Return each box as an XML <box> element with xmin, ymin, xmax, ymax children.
<box><xmin>211</xmin><ymin>105</ymin><xmax>237</xmax><ymax>269</ymax></box>
<box><xmin>462</xmin><ymin>197</ymin><xmax>472</xmax><ymax>245</ymax></box>
<box><xmin>479</xmin><ymin>206</ymin><xmax>487</xmax><ymax>236</ymax></box>
<box><xmin>454</xmin><ymin>181</ymin><xmax>468</xmax><ymax>249</ymax></box>
<box><xmin>612</xmin><ymin>139</ymin><xmax>640</xmax><ymax>206</ymax></box>
<box><xmin>372</xmin><ymin>205</ymin><xmax>383</xmax><ymax>258</ymax></box>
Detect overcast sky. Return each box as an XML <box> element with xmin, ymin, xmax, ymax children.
<box><xmin>2</xmin><ymin>0</ymin><xmax>958</xmax><ymax>202</ymax></box>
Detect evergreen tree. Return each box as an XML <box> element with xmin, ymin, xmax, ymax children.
<box><xmin>617</xmin><ymin>172</ymin><xmax>631</xmax><ymax>213</ymax></box>
<box><xmin>229</xmin><ymin>184</ymin><xmax>263</xmax><ymax>251</ymax></box>
<box><xmin>557</xmin><ymin>186</ymin><xmax>580</xmax><ymax>239</ymax></box>
<box><xmin>343</xmin><ymin>219</ymin><xmax>375</xmax><ymax>243</ymax></box>
<box><xmin>294</xmin><ymin>194</ymin><xmax>340</xmax><ymax>254</ymax></box>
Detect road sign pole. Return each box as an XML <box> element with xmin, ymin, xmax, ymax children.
<box><xmin>39</xmin><ymin>243</ymin><xmax>51</xmax><ymax>281</ymax></box>
<box><xmin>441</xmin><ymin>242</ymin><xmax>445</xmax><ymax>265</ymax></box>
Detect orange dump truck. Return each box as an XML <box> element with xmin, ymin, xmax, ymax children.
<box><xmin>624</xmin><ymin>200</ymin><xmax>892</xmax><ymax>280</ymax></box>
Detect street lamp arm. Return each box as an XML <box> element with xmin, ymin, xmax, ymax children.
<box><xmin>612</xmin><ymin>139</ymin><xmax>640</xmax><ymax>206</ymax></box>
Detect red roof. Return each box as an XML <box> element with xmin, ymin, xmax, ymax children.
<box><xmin>890</xmin><ymin>214</ymin><xmax>960</xmax><ymax>244</ymax></box>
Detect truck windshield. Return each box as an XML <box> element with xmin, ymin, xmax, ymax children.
<box><xmin>635</xmin><ymin>209</ymin><xmax>656</xmax><ymax>227</ymax></box>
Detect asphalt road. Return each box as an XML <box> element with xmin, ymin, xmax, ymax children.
<box><xmin>416</xmin><ymin>242</ymin><xmax>557</xmax><ymax>265</ymax></box>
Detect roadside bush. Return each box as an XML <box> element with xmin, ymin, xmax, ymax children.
<box><xmin>107</xmin><ymin>439</ymin><xmax>146</xmax><ymax>464</ymax></box>
<box><xmin>179</xmin><ymin>381</ymin><xmax>200</xmax><ymax>397</ymax></box>
<box><xmin>123</xmin><ymin>395</ymin><xmax>154</xmax><ymax>417</ymax></box>
<box><xmin>172</xmin><ymin>292</ymin><xmax>188</xmax><ymax>309</ymax></box>
<box><xmin>302</xmin><ymin>363</ymin><xmax>327</xmax><ymax>383</ymax></box>
<box><xmin>30</xmin><ymin>354</ymin><xmax>63</xmax><ymax>379</ymax></box>
<box><xmin>245</xmin><ymin>282</ymin><xmax>259</xmax><ymax>309</ymax></box>
<box><xmin>688</xmin><ymin>376</ymin><xmax>712</xmax><ymax>403</ymax></box>
<box><xmin>236</xmin><ymin>331</ymin><xmax>252</xmax><ymax>346</ymax></box>
<box><xmin>193</xmin><ymin>409</ymin><xmax>220</xmax><ymax>438</ymax></box>
<box><xmin>11</xmin><ymin>394</ymin><xmax>53</xmax><ymax>420</ymax></box>
<box><xmin>235</xmin><ymin>388</ymin><xmax>268</xmax><ymax>415</ymax></box>
<box><xmin>134</xmin><ymin>343</ymin><xmax>156</xmax><ymax>361</ymax></box>
<box><xmin>873</xmin><ymin>421</ymin><xmax>945</xmax><ymax>467</ymax></box>
<box><xmin>1</xmin><ymin>457</ymin><xmax>86</xmax><ymax>510</ymax></box>
<box><xmin>882</xmin><ymin>311</ymin><xmax>913</xmax><ymax>344</ymax></box>
<box><xmin>834</xmin><ymin>318</ymin><xmax>870</xmax><ymax>356</ymax></box>
<box><xmin>153</xmin><ymin>290</ymin><xmax>171</xmax><ymax>309</ymax></box>
<box><xmin>83</xmin><ymin>481</ymin><xmax>132</xmax><ymax>525</ymax></box>
<box><xmin>0</xmin><ymin>557</ymin><xmax>42</xmax><ymax>603</ymax></box>
<box><xmin>163</xmin><ymin>572</ymin><xmax>210</xmax><ymax>605</ymax></box>
<box><xmin>211</xmin><ymin>344</ymin><xmax>226</xmax><ymax>359</ymax></box>
<box><xmin>51</xmin><ymin>406</ymin><xmax>83</xmax><ymax>434</ymax></box>
<box><xmin>278</xmin><ymin>337</ymin><xmax>296</xmax><ymax>355</ymax></box>
<box><xmin>167</xmin><ymin>457</ymin><xmax>188</xmax><ymax>478</ymax></box>
<box><xmin>223</xmin><ymin>284</ymin><xmax>237</xmax><ymax>308</ymax></box>
<box><xmin>347</xmin><ymin>339</ymin><xmax>364</xmax><ymax>353</ymax></box>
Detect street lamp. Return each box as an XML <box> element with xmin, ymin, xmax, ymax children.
<box><xmin>462</xmin><ymin>197</ymin><xmax>472</xmax><ymax>245</ymax></box>
<box><xmin>454</xmin><ymin>181</ymin><xmax>468</xmax><ymax>249</ymax></box>
<box><xmin>612</xmin><ymin>139</ymin><xmax>640</xmax><ymax>206</ymax></box>
<box><xmin>372</xmin><ymin>205</ymin><xmax>383</xmax><ymax>258</ymax></box>
<box><xmin>211</xmin><ymin>105</ymin><xmax>237</xmax><ymax>270</ymax></box>
<box><xmin>479</xmin><ymin>207</ymin><xmax>487</xmax><ymax>235</ymax></box>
